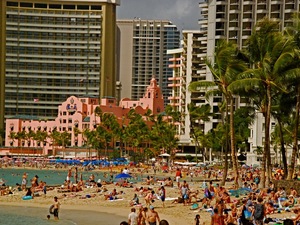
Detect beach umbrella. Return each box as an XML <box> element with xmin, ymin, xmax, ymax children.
<box><xmin>115</xmin><ymin>173</ymin><xmax>132</xmax><ymax>179</ymax></box>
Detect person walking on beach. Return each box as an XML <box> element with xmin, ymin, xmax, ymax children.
<box><xmin>128</xmin><ymin>207</ymin><xmax>138</xmax><ymax>225</ymax></box>
<box><xmin>159</xmin><ymin>186</ymin><xmax>166</xmax><ymax>208</ymax></box>
<box><xmin>147</xmin><ymin>205</ymin><xmax>160</xmax><ymax>225</ymax></box>
<box><xmin>53</xmin><ymin>196</ymin><xmax>61</xmax><ymax>220</ymax></box>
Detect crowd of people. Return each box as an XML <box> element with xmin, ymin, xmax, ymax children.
<box><xmin>2</xmin><ymin>160</ymin><xmax>300</xmax><ymax>225</ymax></box>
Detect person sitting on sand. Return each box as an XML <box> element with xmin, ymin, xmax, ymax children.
<box><xmin>283</xmin><ymin>195</ymin><xmax>296</xmax><ymax>208</ymax></box>
<box><xmin>290</xmin><ymin>187</ymin><xmax>298</xmax><ymax>197</ymax></box>
<box><xmin>189</xmin><ymin>190</ymin><xmax>200</xmax><ymax>203</ymax></box>
<box><xmin>164</xmin><ymin>177</ymin><xmax>173</xmax><ymax>187</ymax></box>
<box><xmin>0</xmin><ymin>186</ymin><xmax>13</xmax><ymax>196</ymax></box>
<box><xmin>265</xmin><ymin>202</ymin><xmax>275</xmax><ymax>215</ymax></box>
<box><xmin>34</xmin><ymin>180</ymin><xmax>45</xmax><ymax>192</ymax></box>
<box><xmin>104</xmin><ymin>188</ymin><xmax>118</xmax><ymax>200</ymax></box>
<box><xmin>292</xmin><ymin>208</ymin><xmax>300</xmax><ymax>225</ymax></box>
<box><xmin>129</xmin><ymin>193</ymin><xmax>139</xmax><ymax>206</ymax></box>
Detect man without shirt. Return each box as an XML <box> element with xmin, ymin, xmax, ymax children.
<box><xmin>147</xmin><ymin>205</ymin><xmax>160</xmax><ymax>225</ymax></box>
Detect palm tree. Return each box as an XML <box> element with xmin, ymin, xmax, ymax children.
<box><xmin>188</xmin><ymin>103</ymin><xmax>212</xmax><ymax>163</ymax></box>
<box><xmin>16</xmin><ymin>131</ymin><xmax>26</xmax><ymax>155</ymax></box>
<box><xmin>231</xmin><ymin>18</ymin><xmax>296</xmax><ymax>186</ymax></box>
<box><xmin>0</xmin><ymin>128</ymin><xmax>5</xmax><ymax>146</ymax></box>
<box><xmin>150</xmin><ymin>114</ymin><xmax>178</xmax><ymax>162</ymax></box>
<box><xmin>189</xmin><ymin>39</ymin><xmax>247</xmax><ymax>187</ymax></box>
<box><xmin>284</xmin><ymin>13</ymin><xmax>300</xmax><ymax>179</ymax></box>
<box><xmin>34</xmin><ymin>130</ymin><xmax>49</xmax><ymax>154</ymax></box>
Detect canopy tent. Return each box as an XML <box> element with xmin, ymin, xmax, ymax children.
<box><xmin>159</xmin><ymin>153</ymin><xmax>170</xmax><ymax>157</ymax></box>
<box><xmin>174</xmin><ymin>161</ymin><xmax>197</xmax><ymax>166</ymax></box>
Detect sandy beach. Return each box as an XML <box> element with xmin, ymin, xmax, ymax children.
<box><xmin>0</xmin><ymin>167</ymin><xmax>207</xmax><ymax>225</ymax></box>
<box><xmin>1</xmin><ymin>166</ymin><xmax>298</xmax><ymax>225</ymax></box>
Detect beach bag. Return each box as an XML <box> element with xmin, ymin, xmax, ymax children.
<box><xmin>284</xmin><ymin>219</ymin><xmax>293</xmax><ymax>225</ymax></box>
<box><xmin>254</xmin><ymin>204</ymin><xmax>264</xmax><ymax>220</ymax></box>
<box><xmin>244</xmin><ymin>209</ymin><xmax>252</xmax><ymax>220</ymax></box>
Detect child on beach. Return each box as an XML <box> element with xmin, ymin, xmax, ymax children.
<box><xmin>53</xmin><ymin>196</ymin><xmax>61</xmax><ymax>220</ymax></box>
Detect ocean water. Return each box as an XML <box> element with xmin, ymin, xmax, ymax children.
<box><xmin>0</xmin><ymin>168</ymin><xmax>143</xmax><ymax>187</ymax></box>
<box><xmin>0</xmin><ymin>168</ymin><xmax>107</xmax><ymax>186</ymax></box>
<box><xmin>0</xmin><ymin>206</ymin><xmax>75</xmax><ymax>225</ymax></box>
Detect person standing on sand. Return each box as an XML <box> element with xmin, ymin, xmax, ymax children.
<box><xmin>66</xmin><ymin>168</ymin><xmax>72</xmax><ymax>184</ymax></box>
<box><xmin>53</xmin><ymin>196</ymin><xmax>61</xmax><ymax>220</ymax></box>
<box><xmin>21</xmin><ymin>172</ymin><xmax>27</xmax><ymax>190</ymax></box>
<box><xmin>175</xmin><ymin>168</ymin><xmax>181</xmax><ymax>188</ymax></box>
<box><xmin>147</xmin><ymin>205</ymin><xmax>160</xmax><ymax>225</ymax></box>
<box><xmin>138</xmin><ymin>207</ymin><xmax>148</xmax><ymax>225</ymax></box>
<box><xmin>128</xmin><ymin>207</ymin><xmax>138</xmax><ymax>225</ymax></box>
<box><xmin>159</xmin><ymin>186</ymin><xmax>166</xmax><ymax>208</ymax></box>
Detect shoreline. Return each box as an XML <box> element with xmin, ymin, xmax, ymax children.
<box><xmin>0</xmin><ymin>200</ymin><xmax>187</xmax><ymax>225</ymax></box>
<box><xmin>0</xmin><ymin>166</ymin><xmax>210</xmax><ymax>225</ymax></box>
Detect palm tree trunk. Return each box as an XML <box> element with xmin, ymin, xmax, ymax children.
<box><xmin>221</xmin><ymin>98</ymin><xmax>229</xmax><ymax>186</ymax></box>
<box><xmin>287</xmin><ymin>86</ymin><xmax>300</xmax><ymax>179</ymax></box>
<box><xmin>264</xmin><ymin>86</ymin><xmax>272</xmax><ymax>187</ymax></box>
<box><xmin>229</xmin><ymin>96</ymin><xmax>240</xmax><ymax>187</ymax></box>
<box><xmin>277</xmin><ymin>119</ymin><xmax>288</xmax><ymax>179</ymax></box>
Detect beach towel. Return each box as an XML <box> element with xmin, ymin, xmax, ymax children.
<box><xmin>190</xmin><ymin>203</ymin><xmax>199</xmax><ymax>210</ymax></box>
<box><xmin>109</xmin><ymin>198</ymin><xmax>124</xmax><ymax>201</ymax></box>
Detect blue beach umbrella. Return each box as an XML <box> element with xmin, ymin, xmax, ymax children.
<box><xmin>115</xmin><ymin>173</ymin><xmax>132</xmax><ymax>179</ymax></box>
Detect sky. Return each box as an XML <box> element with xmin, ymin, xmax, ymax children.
<box><xmin>117</xmin><ymin>0</ymin><xmax>200</xmax><ymax>31</ymax></box>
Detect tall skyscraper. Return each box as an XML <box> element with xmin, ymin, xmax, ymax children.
<box><xmin>0</xmin><ymin>0</ymin><xmax>120</xmax><ymax>137</ymax></box>
<box><xmin>199</xmin><ymin>0</ymin><xmax>300</xmax><ymax>56</ymax></box>
<box><xmin>116</xmin><ymin>19</ymin><xmax>180</xmax><ymax>105</ymax></box>
<box><xmin>168</xmin><ymin>1</ymin><xmax>300</xmax><ymax>159</ymax></box>
<box><xmin>197</xmin><ymin>0</ymin><xmax>300</xmax><ymax>163</ymax></box>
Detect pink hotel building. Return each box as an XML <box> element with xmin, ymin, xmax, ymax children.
<box><xmin>3</xmin><ymin>78</ymin><xmax>164</xmax><ymax>157</ymax></box>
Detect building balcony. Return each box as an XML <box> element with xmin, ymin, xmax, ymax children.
<box><xmin>242</xmin><ymin>17</ymin><xmax>253</xmax><ymax>22</ymax></box>
<box><xmin>168</xmin><ymin>77</ymin><xmax>181</xmax><ymax>81</ymax></box>
<box><xmin>168</xmin><ymin>96</ymin><xmax>181</xmax><ymax>100</ymax></box>
<box><xmin>168</xmin><ymin>64</ymin><xmax>181</xmax><ymax>68</ymax></box>
<box><xmin>169</xmin><ymin>102</ymin><xmax>181</xmax><ymax>107</ymax></box>
<box><xmin>168</xmin><ymin>83</ymin><xmax>181</xmax><ymax>87</ymax></box>
<box><xmin>243</xmin><ymin>1</ymin><xmax>253</xmax><ymax>4</ymax></box>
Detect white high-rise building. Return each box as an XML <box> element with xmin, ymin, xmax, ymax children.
<box><xmin>116</xmin><ymin>19</ymin><xmax>180</xmax><ymax>105</ymax></box>
<box><xmin>168</xmin><ymin>0</ymin><xmax>300</xmax><ymax>161</ymax></box>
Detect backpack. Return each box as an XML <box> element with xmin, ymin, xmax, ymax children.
<box><xmin>253</xmin><ymin>203</ymin><xmax>264</xmax><ymax>220</ymax></box>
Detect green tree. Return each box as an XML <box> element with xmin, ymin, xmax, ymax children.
<box><xmin>189</xmin><ymin>39</ymin><xmax>247</xmax><ymax>187</ymax></box>
<box><xmin>188</xmin><ymin>103</ymin><xmax>212</xmax><ymax>163</ymax></box>
<box><xmin>34</xmin><ymin>130</ymin><xmax>49</xmax><ymax>149</ymax></box>
<box><xmin>284</xmin><ymin>13</ymin><xmax>300</xmax><ymax>179</ymax></box>
<box><xmin>232</xmin><ymin>18</ymin><xmax>296</xmax><ymax>186</ymax></box>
